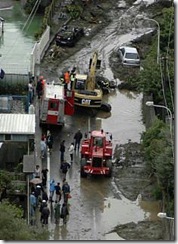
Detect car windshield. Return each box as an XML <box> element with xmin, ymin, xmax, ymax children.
<box><xmin>60</xmin><ymin>31</ymin><xmax>73</xmax><ymax>38</ymax></box>
<box><xmin>125</xmin><ymin>52</ymin><xmax>139</xmax><ymax>59</ymax></box>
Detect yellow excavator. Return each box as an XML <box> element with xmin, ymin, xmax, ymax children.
<box><xmin>71</xmin><ymin>51</ymin><xmax>111</xmax><ymax>113</ymax></box>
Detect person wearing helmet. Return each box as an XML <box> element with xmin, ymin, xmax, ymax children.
<box><xmin>39</xmin><ymin>200</ymin><xmax>47</xmax><ymax>223</ymax></box>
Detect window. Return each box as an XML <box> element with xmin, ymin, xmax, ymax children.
<box><xmin>94</xmin><ymin>137</ymin><xmax>103</xmax><ymax>147</ymax></box>
<box><xmin>50</xmin><ymin>102</ymin><xmax>58</xmax><ymax>109</ymax></box>
<box><xmin>5</xmin><ymin>134</ymin><xmax>11</xmax><ymax>141</ymax></box>
<box><xmin>121</xmin><ymin>48</ymin><xmax>125</xmax><ymax>56</ymax></box>
<box><xmin>75</xmin><ymin>79</ymin><xmax>85</xmax><ymax>90</ymax></box>
<box><xmin>125</xmin><ymin>53</ymin><xmax>139</xmax><ymax>59</ymax></box>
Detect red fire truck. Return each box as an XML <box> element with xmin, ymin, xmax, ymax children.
<box><xmin>80</xmin><ymin>130</ymin><xmax>113</xmax><ymax>177</ymax></box>
<box><xmin>39</xmin><ymin>81</ymin><xmax>74</xmax><ymax>126</ymax></box>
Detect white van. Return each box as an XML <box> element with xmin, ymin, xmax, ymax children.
<box><xmin>118</xmin><ymin>46</ymin><xmax>140</xmax><ymax>67</ymax></box>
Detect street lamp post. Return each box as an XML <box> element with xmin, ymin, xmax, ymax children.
<box><xmin>146</xmin><ymin>101</ymin><xmax>174</xmax><ymax>160</ymax></box>
<box><xmin>157</xmin><ymin>212</ymin><xmax>174</xmax><ymax>220</ymax></box>
<box><xmin>157</xmin><ymin>212</ymin><xmax>174</xmax><ymax>240</ymax></box>
<box><xmin>135</xmin><ymin>15</ymin><xmax>160</xmax><ymax>64</ymax></box>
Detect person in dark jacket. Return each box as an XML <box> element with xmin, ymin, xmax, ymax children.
<box><xmin>42</xmin><ymin>204</ymin><xmax>50</xmax><ymax>225</ymax></box>
<box><xmin>60</xmin><ymin>202</ymin><xmax>69</xmax><ymax>224</ymax></box>
<box><xmin>62</xmin><ymin>181</ymin><xmax>70</xmax><ymax>203</ymax></box>
<box><xmin>60</xmin><ymin>161</ymin><xmax>70</xmax><ymax>179</ymax></box>
<box><xmin>74</xmin><ymin>129</ymin><xmax>83</xmax><ymax>151</ymax></box>
<box><xmin>60</xmin><ymin>140</ymin><xmax>66</xmax><ymax>162</ymax></box>
<box><xmin>41</xmin><ymin>168</ymin><xmax>48</xmax><ymax>187</ymax></box>
<box><xmin>34</xmin><ymin>185</ymin><xmax>42</xmax><ymax>207</ymax></box>
<box><xmin>46</xmin><ymin>130</ymin><xmax>53</xmax><ymax>153</ymax></box>
<box><xmin>42</xmin><ymin>190</ymin><xmax>48</xmax><ymax>202</ymax></box>
<box><xmin>36</xmin><ymin>76</ymin><xmax>43</xmax><ymax>99</ymax></box>
<box><xmin>39</xmin><ymin>200</ymin><xmax>47</xmax><ymax>222</ymax></box>
<box><xmin>55</xmin><ymin>182</ymin><xmax>61</xmax><ymax>202</ymax></box>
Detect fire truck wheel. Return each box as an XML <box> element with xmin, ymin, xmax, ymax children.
<box><xmin>106</xmin><ymin>160</ymin><xmax>112</xmax><ymax>177</ymax></box>
<box><xmin>102</xmin><ymin>87</ymin><xmax>109</xmax><ymax>95</ymax></box>
<box><xmin>81</xmin><ymin>158</ymin><xmax>87</xmax><ymax>178</ymax></box>
<box><xmin>100</xmin><ymin>103</ymin><xmax>111</xmax><ymax>112</ymax></box>
<box><xmin>81</xmin><ymin>166</ymin><xmax>87</xmax><ymax>178</ymax></box>
<box><xmin>81</xmin><ymin>158</ymin><xmax>87</xmax><ymax>166</ymax></box>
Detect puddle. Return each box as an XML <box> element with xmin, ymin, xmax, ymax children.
<box><xmin>100</xmin><ymin>196</ymin><xmax>160</xmax><ymax>234</ymax></box>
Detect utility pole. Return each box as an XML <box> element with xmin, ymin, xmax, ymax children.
<box><xmin>160</xmin><ymin>56</ymin><xmax>168</xmax><ymax>121</ymax></box>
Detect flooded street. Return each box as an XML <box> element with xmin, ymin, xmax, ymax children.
<box><xmin>37</xmin><ymin>1</ymin><xmax>162</xmax><ymax>240</ymax></box>
<box><xmin>0</xmin><ymin>0</ymin><xmax>166</xmax><ymax>240</ymax></box>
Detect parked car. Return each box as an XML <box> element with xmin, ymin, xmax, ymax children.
<box><xmin>118</xmin><ymin>46</ymin><xmax>140</xmax><ymax>67</ymax></box>
<box><xmin>55</xmin><ymin>27</ymin><xmax>84</xmax><ymax>47</ymax></box>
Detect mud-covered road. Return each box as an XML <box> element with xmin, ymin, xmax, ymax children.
<box><xmin>37</xmin><ymin>0</ymin><xmax>166</xmax><ymax>240</ymax></box>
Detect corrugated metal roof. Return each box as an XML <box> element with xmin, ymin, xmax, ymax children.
<box><xmin>0</xmin><ymin>114</ymin><xmax>35</xmax><ymax>135</ymax></box>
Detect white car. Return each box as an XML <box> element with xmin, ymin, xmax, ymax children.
<box><xmin>118</xmin><ymin>46</ymin><xmax>140</xmax><ymax>67</ymax></box>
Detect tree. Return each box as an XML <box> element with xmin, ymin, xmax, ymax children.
<box><xmin>141</xmin><ymin>119</ymin><xmax>174</xmax><ymax>215</ymax></box>
<box><xmin>0</xmin><ymin>170</ymin><xmax>12</xmax><ymax>189</ymax></box>
<box><xmin>0</xmin><ymin>202</ymin><xmax>49</xmax><ymax>240</ymax></box>
<box><xmin>129</xmin><ymin>5</ymin><xmax>174</xmax><ymax>112</ymax></box>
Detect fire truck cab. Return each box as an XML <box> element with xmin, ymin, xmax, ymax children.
<box><xmin>39</xmin><ymin>81</ymin><xmax>74</xmax><ymax>126</ymax></box>
<box><xmin>80</xmin><ymin>130</ymin><xmax>113</xmax><ymax>177</ymax></box>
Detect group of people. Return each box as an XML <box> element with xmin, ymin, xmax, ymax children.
<box><xmin>29</xmin><ymin>183</ymin><xmax>49</xmax><ymax>225</ymax></box>
<box><xmin>27</xmin><ymin>75</ymin><xmax>46</xmax><ymax>115</ymax></box>
<box><xmin>28</xmin><ymin>75</ymin><xmax>45</xmax><ymax>103</ymax></box>
<box><xmin>59</xmin><ymin>129</ymin><xmax>83</xmax><ymax>161</ymax></box>
<box><xmin>29</xmin><ymin>177</ymin><xmax>70</xmax><ymax>225</ymax></box>
<box><xmin>49</xmin><ymin>178</ymin><xmax>70</xmax><ymax>224</ymax></box>
<box><xmin>31</xmin><ymin>125</ymin><xmax>83</xmax><ymax>227</ymax></box>
<box><xmin>59</xmin><ymin>129</ymin><xmax>83</xmax><ymax>178</ymax></box>
<box><xmin>60</xmin><ymin>67</ymin><xmax>76</xmax><ymax>90</ymax></box>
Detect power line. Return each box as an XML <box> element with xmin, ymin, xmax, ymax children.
<box><xmin>159</xmin><ymin>57</ymin><xmax>168</xmax><ymax>110</ymax></box>
<box><xmin>22</xmin><ymin>0</ymin><xmax>41</xmax><ymax>32</ymax></box>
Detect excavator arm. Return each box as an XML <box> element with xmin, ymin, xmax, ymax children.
<box><xmin>86</xmin><ymin>51</ymin><xmax>99</xmax><ymax>91</ymax></box>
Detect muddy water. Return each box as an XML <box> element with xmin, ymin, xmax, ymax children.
<box><xmin>40</xmin><ymin>1</ymin><xmax>161</xmax><ymax>241</ymax></box>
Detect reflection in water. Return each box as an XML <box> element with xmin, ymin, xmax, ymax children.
<box><xmin>51</xmin><ymin>224</ymin><xmax>69</xmax><ymax>240</ymax></box>
<box><xmin>54</xmin><ymin>225</ymin><xmax>60</xmax><ymax>240</ymax></box>
<box><xmin>101</xmin><ymin>197</ymin><xmax>146</xmax><ymax>232</ymax></box>
<box><xmin>119</xmin><ymin>89</ymin><xmax>140</xmax><ymax>100</ymax></box>
<box><xmin>61</xmin><ymin>225</ymin><xmax>68</xmax><ymax>240</ymax></box>
<box><xmin>101</xmin><ymin>90</ymin><xmax>145</xmax><ymax>145</ymax></box>
<box><xmin>101</xmin><ymin>196</ymin><xmax>161</xmax><ymax>234</ymax></box>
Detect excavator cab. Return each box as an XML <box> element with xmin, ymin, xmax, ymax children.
<box><xmin>73</xmin><ymin>74</ymin><xmax>87</xmax><ymax>91</ymax></box>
